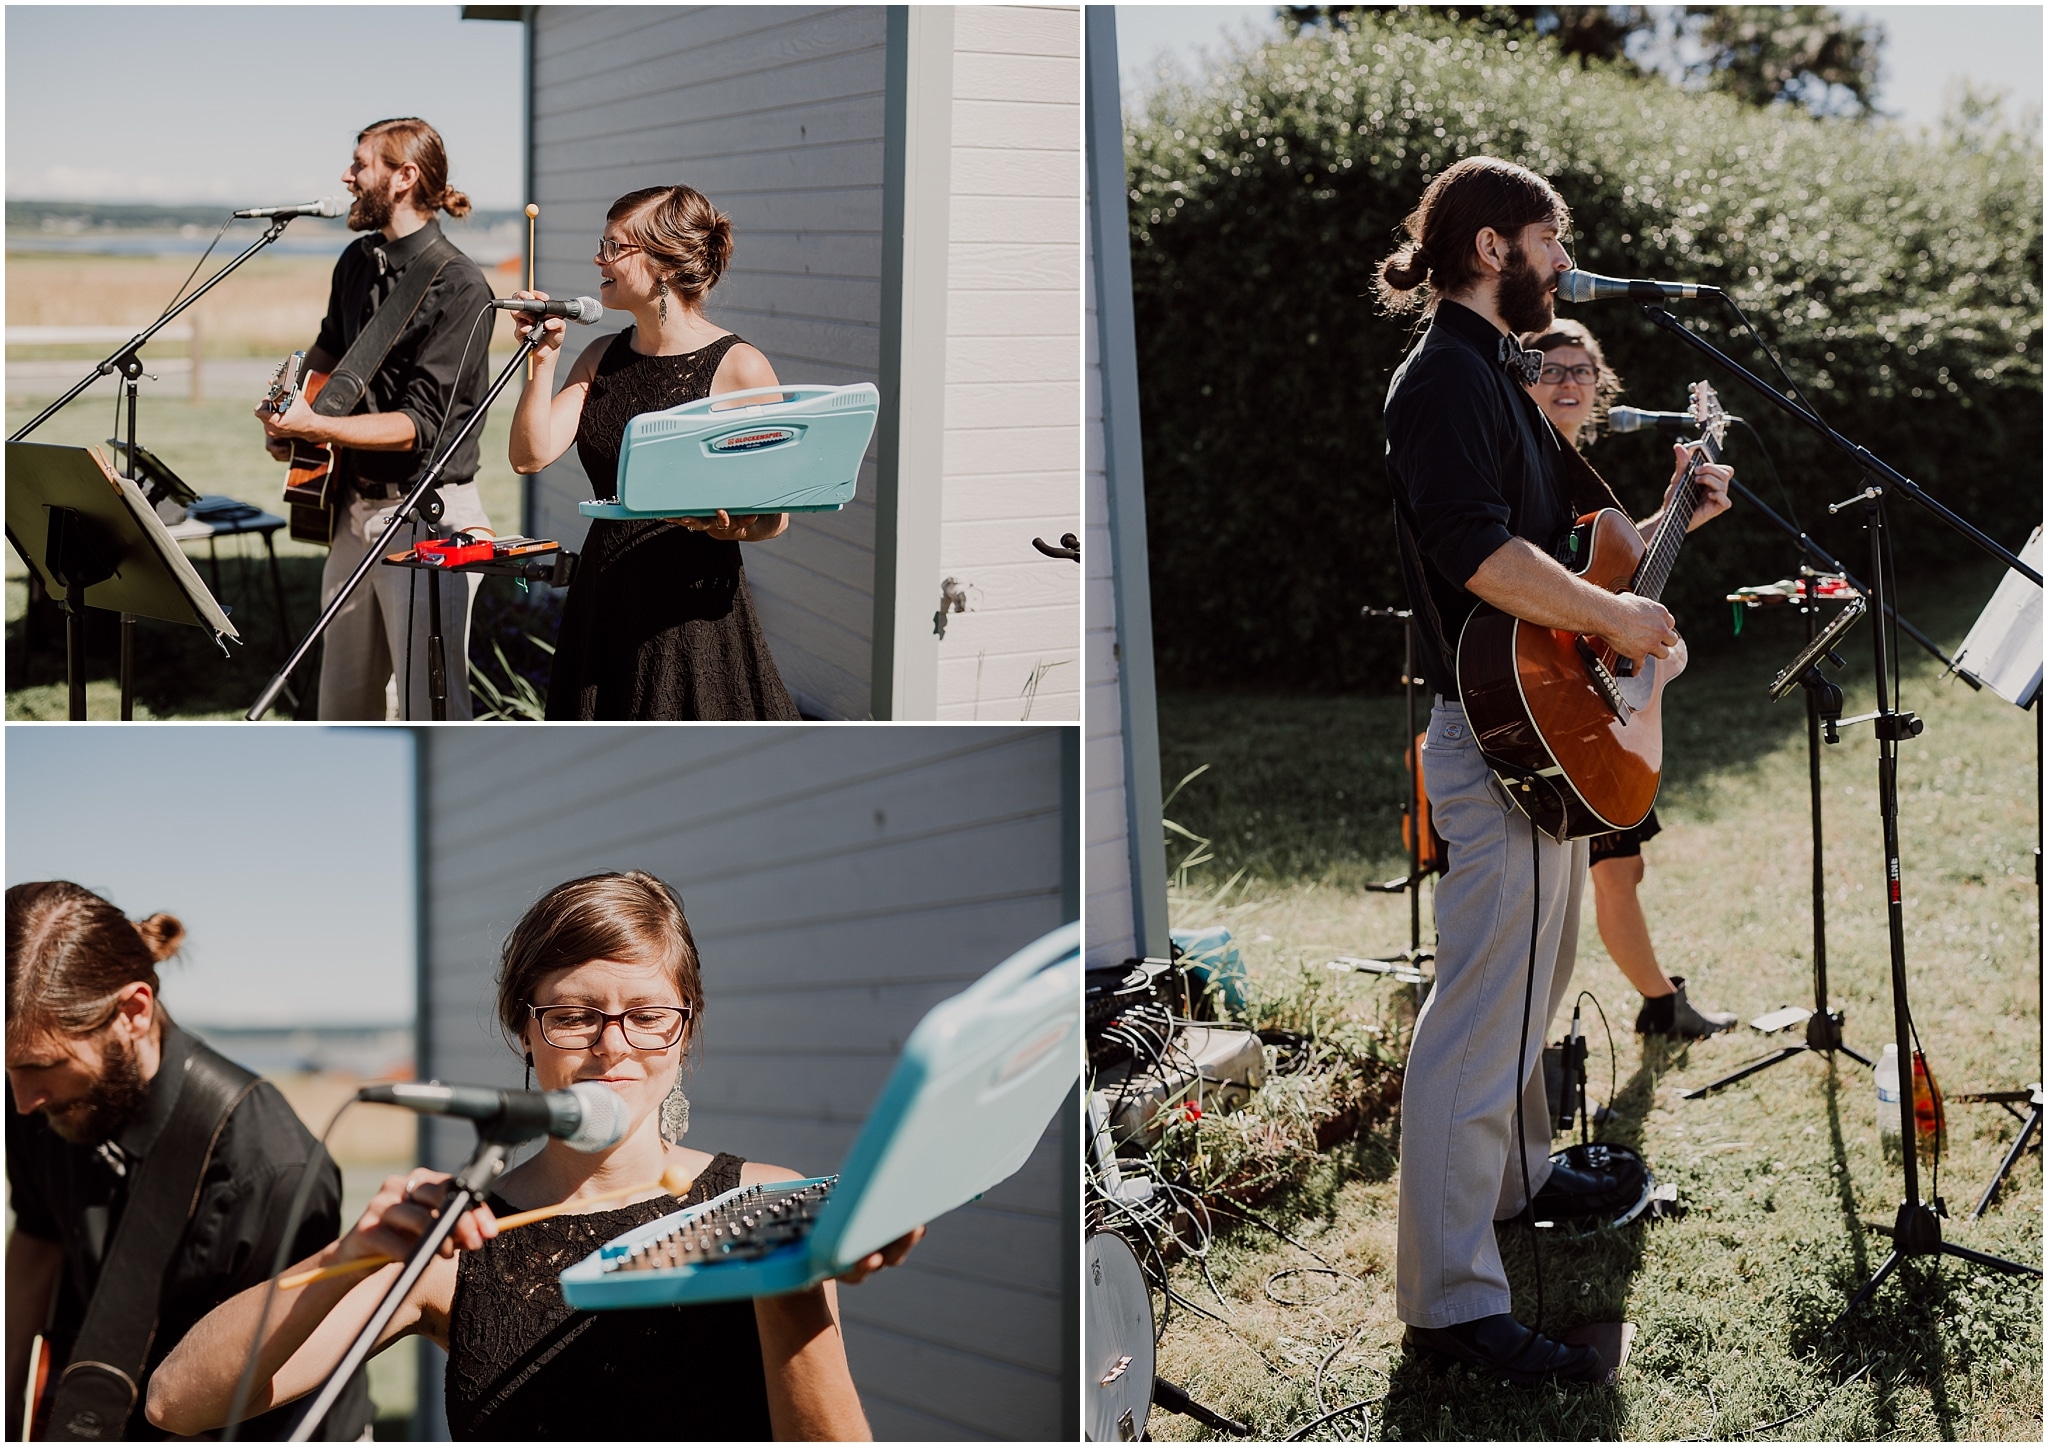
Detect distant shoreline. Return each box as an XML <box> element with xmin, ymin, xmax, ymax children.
<box><xmin>7</xmin><ymin>199</ymin><xmax>523</xmax><ymax>262</ymax></box>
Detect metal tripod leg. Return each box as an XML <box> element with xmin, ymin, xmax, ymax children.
<box><xmin>1968</xmin><ymin>1099</ymin><xmax>2042</xmax><ymax>1221</ymax></box>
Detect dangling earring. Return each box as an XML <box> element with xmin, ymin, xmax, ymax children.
<box><xmin>656</xmin><ymin>276</ymin><xmax>669</xmax><ymax>324</ymax></box>
<box><xmin>659</xmin><ymin>1069</ymin><xmax>690</xmax><ymax>1144</ymax></box>
<box><xmin>524</xmin><ymin>1052</ymin><xmax>534</xmax><ymax>1090</ymax></box>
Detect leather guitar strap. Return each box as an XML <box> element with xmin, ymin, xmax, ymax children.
<box><xmin>312</xmin><ymin>234</ymin><xmax>465</xmax><ymax>423</ymax></box>
<box><xmin>46</xmin><ymin>1045</ymin><xmax>258</xmax><ymax>1441</ymax></box>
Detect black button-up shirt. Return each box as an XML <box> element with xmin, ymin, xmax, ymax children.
<box><xmin>1383</xmin><ymin>298</ymin><xmax>1578</xmax><ymax>694</ymax></box>
<box><xmin>7</xmin><ymin>1020</ymin><xmax>372</xmax><ymax>1440</ymax></box>
<box><xmin>312</xmin><ymin>219</ymin><xmax>497</xmax><ymax>495</ymax></box>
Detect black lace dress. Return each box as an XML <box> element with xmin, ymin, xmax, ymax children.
<box><xmin>544</xmin><ymin>329</ymin><xmax>801</xmax><ymax>720</ymax></box>
<box><xmin>443</xmin><ymin>1152</ymin><xmax>772</xmax><ymax>1440</ymax></box>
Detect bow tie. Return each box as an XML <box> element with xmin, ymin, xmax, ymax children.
<box><xmin>1499</xmin><ymin>336</ymin><xmax>1545</xmax><ymax>386</ymax></box>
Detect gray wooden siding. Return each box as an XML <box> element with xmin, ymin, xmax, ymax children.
<box><xmin>1083</xmin><ymin>233</ymin><xmax>1134</xmax><ymax>969</ymax></box>
<box><xmin>933</xmin><ymin>5</ymin><xmax>1081</xmax><ymax>722</ymax></box>
<box><xmin>526</xmin><ymin>6</ymin><xmax>890</xmax><ymax>719</ymax></box>
<box><xmin>414</xmin><ymin>726</ymin><xmax>1072</xmax><ymax>1439</ymax></box>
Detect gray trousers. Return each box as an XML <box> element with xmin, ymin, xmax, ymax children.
<box><xmin>1395</xmin><ymin>698</ymin><xmax>1589</xmax><ymax>1328</ymax></box>
<box><xmin>317</xmin><ymin>486</ymin><xmax>490</xmax><ymax>720</ymax></box>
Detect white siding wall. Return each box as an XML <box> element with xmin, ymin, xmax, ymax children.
<box><xmin>527</xmin><ymin>6</ymin><xmax>889</xmax><ymax>720</ymax></box>
<box><xmin>1083</xmin><ymin>224</ymin><xmax>1135</xmax><ymax>968</ymax></box>
<box><xmin>416</xmin><ymin>727</ymin><xmax>1071</xmax><ymax>1440</ymax></box>
<box><xmin>933</xmin><ymin>6</ymin><xmax>1082</xmax><ymax>722</ymax></box>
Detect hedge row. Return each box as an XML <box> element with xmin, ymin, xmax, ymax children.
<box><xmin>1127</xmin><ymin>13</ymin><xmax>2042</xmax><ymax>691</ymax></box>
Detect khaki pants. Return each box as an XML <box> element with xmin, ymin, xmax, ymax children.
<box><xmin>1395</xmin><ymin>698</ymin><xmax>1589</xmax><ymax>1329</ymax></box>
<box><xmin>316</xmin><ymin>486</ymin><xmax>491</xmax><ymax>720</ymax></box>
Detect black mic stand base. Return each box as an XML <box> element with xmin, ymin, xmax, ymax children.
<box><xmin>1830</xmin><ymin>1199</ymin><xmax>2041</xmax><ymax>1337</ymax></box>
<box><xmin>1681</xmin><ymin>1009</ymin><xmax>1873</xmax><ymax>1100</ymax></box>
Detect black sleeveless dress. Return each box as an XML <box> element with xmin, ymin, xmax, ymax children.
<box><xmin>543</xmin><ymin>329</ymin><xmax>801</xmax><ymax>720</ymax></box>
<box><xmin>444</xmin><ymin>1152</ymin><xmax>772</xmax><ymax>1440</ymax></box>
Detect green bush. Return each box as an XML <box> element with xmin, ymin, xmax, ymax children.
<box><xmin>1128</xmin><ymin>13</ymin><xmax>2041</xmax><ymax>692</ymax></box>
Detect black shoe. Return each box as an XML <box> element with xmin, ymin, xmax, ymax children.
<box><xmin>1635</xmin><ymin>977</ymin><xmax>1738</xmax><ymax>1038</ymax></box>
<box><xmin>1529</xmin><ymin>1158</ymin><xmax>1632</xmax><ymax>1221</ymax></box>
<box><xmin>1402</xmin><ymin>1313</ymin><xmax>1606</xmax><ymax>1387</ymax></box>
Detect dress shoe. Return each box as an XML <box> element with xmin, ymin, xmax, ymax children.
<box><xmin>1403</xmin><ymin>1313</ymin><xmax>1607</xmax><ymax>1387</ymax></box>
<box><xmin>1636</xmin><ymin>977</ymin><xmax>1737</xmax><ymax>1038</ymax></box>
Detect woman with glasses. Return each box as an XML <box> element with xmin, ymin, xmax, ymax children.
<box><xmin>146</xmin><ymin>872</ymin><xmax>919</xmax><ymax>1441</ymax></box>
<box><xmin>1520</xmin><ymin>318</ymin><xmax>1740</xmax><ymax>1041</ymax></box>
<box><xmin>506</xmin><ymin>186</ymin><xmax>800</xmax><ymax>720</ymax></box>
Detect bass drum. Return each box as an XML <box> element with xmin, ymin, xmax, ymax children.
<box><xmin>1085</xmin><ymin>1230</ymin><xmax>1156</xmax><ymax>1441</ymax></box>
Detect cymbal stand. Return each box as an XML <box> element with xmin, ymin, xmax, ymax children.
<box><xmin>1684</xmin><ymin>571</ymin><xmax>1871</xmax><ymax>1099</ymax></box>
<box><xmin>1632</xmin><ymin>308</ymin><xmax>2040</xmax><ymax>1322</ymax></box>
<box><xmin>1329</xmin><ymin>607</ymin><xmax>1435</xmax><ymax>990</ymax></box>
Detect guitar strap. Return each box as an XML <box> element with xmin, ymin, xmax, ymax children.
<box><xmin>313</xmin><ymin>233</ymin><xmax>466</xmax><ymax>424</ymax></box>
<box><xmin>45</xmin><ymin>1044</ymin><xmax>259</xmax><ymax>1442</ymax></box>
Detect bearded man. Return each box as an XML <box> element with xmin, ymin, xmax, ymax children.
<box><xmin>1375</xmin><ymin>157</ymin><xmax>1729</xmax><ymax>1385</ymax></box>
<box><xmin>5</xmin><ymin>882</ymin><xmax>371</xmax><ymax>1440</ymax></box>
<box><xmin>256</xmin><ymin>116</ymin><xmax>498</xmax><ymax>719</ymax></box>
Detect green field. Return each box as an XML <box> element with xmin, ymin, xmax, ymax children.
<box><xmin>1141</xmin><ymin>572</ymin><xmax>2043</xmax><ymax>1440</ymax></box>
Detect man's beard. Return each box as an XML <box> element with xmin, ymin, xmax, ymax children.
<box><xmin>42</xmin><ymin>1032</ymin><xmax>150</xmax><ymax>1145</ymax></box>
<box><xmin>1496</xmin><ymin>243</ymin><xmax>1556</xmax><ymax>335</ymax></box>
<box><xmin>348</xmin><ymin>174</ymin><xmax>396</xmax><ymax>233</ymax></box>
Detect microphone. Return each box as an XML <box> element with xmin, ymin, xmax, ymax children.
<box><xmin>1557</xmin><ymin>268</ymin><xmax>1720</xmax><ymax>303</ymax></box>
<box><xmin>1608</xmin><ymin>406</ymin><xmax>1697</xmax><ymax>434</ymax></box>
<box><xmin>233</xmin><ymin>198</ymin><xmax>343</xmax><ymax>220</ymax></box>
<box><xmin>491</xmin><ymin>295</ymin><xmax>605</xmax><ymax>324</ymax></box>
<box><xmin>358</xmin><ymin>1080</ymin><xmax>630</xmax><ymax>1151</ymax></box>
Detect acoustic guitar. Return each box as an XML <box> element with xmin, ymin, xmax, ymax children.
<box><xmin>263</xmin><ymin>351</ymin><xmax>338</xmax><ymax>545</ymax></box>
<box><xmin>1457</xmin><ymin>380</ymin><xmax>1729</xmax><ymax>840</ymax></box>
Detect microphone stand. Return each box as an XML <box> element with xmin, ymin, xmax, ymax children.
<box><xmin>1631</xmin><ymin>306</ymin><xmax>2043</xmax><ymax>1318</ymax></box>
<box><xmin>281</xmin><ymin>1133</ymin><xmax>514</xmax><ymax>1442</ymax></box>
<box><xmin>10</xmin><ymin>215</ymin><xmax>301</xmax><ymax>719</ymax></box>
<box><xmin>247</xmin><ymin>332</ymin><xmax>542</xmax><ymax>721</ymax></box>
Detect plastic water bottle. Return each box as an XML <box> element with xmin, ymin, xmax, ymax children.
<box><xmin>1874</xmin><ymin>1044</ymin><xmax>1903</xmax><ymax>1159</ymax></box>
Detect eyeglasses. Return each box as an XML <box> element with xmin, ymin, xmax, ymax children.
<box><xmin>1537</xmin><ymin>363</ymin><xmax>1598</xmax><ymax>385</ymax></box>
<box><xmin>594</xmin><ymin>236</ymin><xmax>643</xmax><ymax>264</ymax></box>
<box><xmin>528</xmin><ymin>1004</ymin><xmax>690</xmax><ymax>1050</ymax></box>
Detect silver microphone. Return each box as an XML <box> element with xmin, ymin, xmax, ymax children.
<box><xmin>1608</xmin><ymin>406</ymin><xmax>1702</xmax><ymax>433</ymax></box>
<box><xmin>233</xmin><ymin>198</ymin><xmax>343</xmax><ymax>220</ymax></box>
<box><xmin>1557</xmin><ymin>268</ymin><xmax>1720</xmax><ymax>303</ymax></box>
<box><xmin>491</xmin><ymin>295</ymin><xmax>605</xmax><ymax>324</ymax></box>
<box><xmin>359</xmin><ymin>1079</ymin><xmax>630</xmax><ymax>1151</ymax></box>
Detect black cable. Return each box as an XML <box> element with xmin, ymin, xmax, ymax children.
<box><xmin>1719</xmin><ymin>291</ymin><xmax>1829</xmax><ymax>431</ymax></box>
<box><xmin>1282</xmin><ymin>1399</ymin><xmax>1380</xmax><ymax>1441</ymax></box>
<box><xmin>1516</xmin><ymin>812</ymin><xmax>1545</xmax><ymax>1333</ymax></box>
<box><xmin>1577</xmin><ymin>989</ymin><xmax>1617</xmax><ymax>1132</ymax></box>
<box><xmin>158</xmin><ymin>218</ymin><xmax>236</xmax><ymax>320</ymax></box>
<box><xmin>1730</xmin><ymin>416</ymin><xmax>1803</xmax><ymax>536</ymax></box>
<box><xmin>1724</xmin><ymin>1356</ymin><xmax>1877</xmax><ymax>1439</ymax></box>
<box><xmin>1205</xmin><ymin>1198</ymin><xmax>1353</xmax><ymax>1276</ymax></box>
<box><xmin>222</xmin><ymin>1097</ymin><xmax>358</xmax><ymax>1441</ymax></box>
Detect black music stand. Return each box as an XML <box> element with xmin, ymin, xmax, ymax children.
<box><xmin>5</xmin><ymin>442</ymin><xmax>238</xmax><ymax>719</ymax></box>
<box><xmin>1329</xmin><ymin>606</ymin><xmax>1436</xmax><ymax>990</ymax></box>
<box><xmin>1683</xmin><ymin>574</ymin><xmax>1872</xmax><ymax>1099</ymax></box>
<box><xmin>1628</xmin><ymin>305</ymin><xmax>2041</xmax><ymax>1325</ymax></box>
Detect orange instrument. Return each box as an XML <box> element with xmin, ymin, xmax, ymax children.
<box><xmin>263</xmin><ymin>351</ymin><xmax>338</xmax><ymax>545</ymax></box>
<box><xmin>1457</xmin><ymin>381</ymin><xmax>1728</xmax><ymax>840</ymax></box>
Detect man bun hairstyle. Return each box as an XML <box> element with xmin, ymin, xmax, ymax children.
<box><xmin>359</xmin><ymin>117</ymin><xmax>472</xmax><ymax>219</ymax></box>
<box><xmin>1521</xmin><ymin>317</ymin><xmax>1624</xmax><ymax>447</ymax></box>
<box><xmin>609</xmin><ymin>185</ymin><xmax>734</xmax><ymax>305</ymax></box>
<box><xmin>495</xmin><ymin>871</ymin><xmax>706</xmax><ymax>1054</ymax></box>
<box><xmin>1376</xmin><ymin>156</ymin><xmax>1569</xmax><ymax>315</ymax></box>
<box><xmin>5</xmin><ymin>881</ymin><xmax>181</xmax><ymax>1040</ymax></box>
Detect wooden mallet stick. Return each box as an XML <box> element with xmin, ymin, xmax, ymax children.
<box><xmin>278</xmin><ymin>1163</ymin><xmax>697</xmax><ymax>1290</ymax></box>
<box><xmin>525</xmin><ymin>202</ymin><xmax>540</xmax><ymax>380</ymax></box>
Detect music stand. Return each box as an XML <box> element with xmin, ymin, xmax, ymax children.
<box><xmin>6</xmin><ymin>442</ymin><xmax>238</xmax><ymax>719</ymax></box>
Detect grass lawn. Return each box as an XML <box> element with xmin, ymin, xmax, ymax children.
<box><xmin>1142</xmin><ymin>565</ymin><xmax>2043</xmax><ymax>1440</ymax></box>
<box><xmin>5</xmin><ymin>386</ymin><xmax>529</xmax><ymax>719</ymax></box>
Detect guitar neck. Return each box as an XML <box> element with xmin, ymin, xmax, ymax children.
<box><xmin>1629</xmin><ymin>430</ymin><xmax>1719</xmax><ymax>603</ymax></box>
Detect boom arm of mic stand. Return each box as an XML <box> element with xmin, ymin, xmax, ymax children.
<box><xmin>10</xmin><ymin>217</ymin><xmax>294</xmax><ymax>443</ymax></box>
<box><xmin>247</xmin><ymin>334</ymin><xmax>542</xmax><ymax>720</ymax></box>
<box><xmin>282</xmin><ymin>1139</ymin><xmax>510</xmax><ymax>1443</ymax></box>
<box><xmin>1639</xmin><ymin>306</ymin><xmax>2040</xmax><ymax>587</ymax></box>
<box><xmin>1725</xmin><ymin>476</ymin><xmax>1960</xmax><ymax>674</ymax></box>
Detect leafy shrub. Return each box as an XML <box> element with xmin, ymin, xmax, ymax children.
<box><xmin>1128</xmin><ymin>13</ymin><xmax>2041</xmax><ymax>691</ymax></box>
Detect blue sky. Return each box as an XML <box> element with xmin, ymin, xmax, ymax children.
<box><xmin>6</xmin><ymin>6</ymin><xmax>523</xmax><ymax>206</ymax></box>
<box><xmin>6</xmin><ymin>727</ymin><xmax>415</xmax><ymax>1027</ymax></box>
<box><xmin>1114</xmin><ymin>5</ymin><xmax>2045</xmax><ymax>131</ymax></box>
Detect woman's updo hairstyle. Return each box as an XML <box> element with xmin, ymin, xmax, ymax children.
<box><xmin>359</xmin><ymin>117</ymin><xmax>472</xmax><ymax>220</ymax></box>
<box><xmin>1376</xmin><ymin>156</ymin><xmax>1569</xmax><ymax>315</ymax></box>
<box><xmin>495</xmin><ymin>871</ymin><xmax>706</xmax><ymax>1053</ymax></box>
<box><xmin>609</xmin><ymin>185</ymin><xmax>734</xmax><ymax>305</ymax></box>
<box><xmin>5</xmin><ymin>881</ymin><xmax>183</xmax><ymax>1040</ymax></box>
<box><xmin>1520</xmin><ymin>317</ymin><xmax>1624</xmax><ymax>447</ymax></box>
